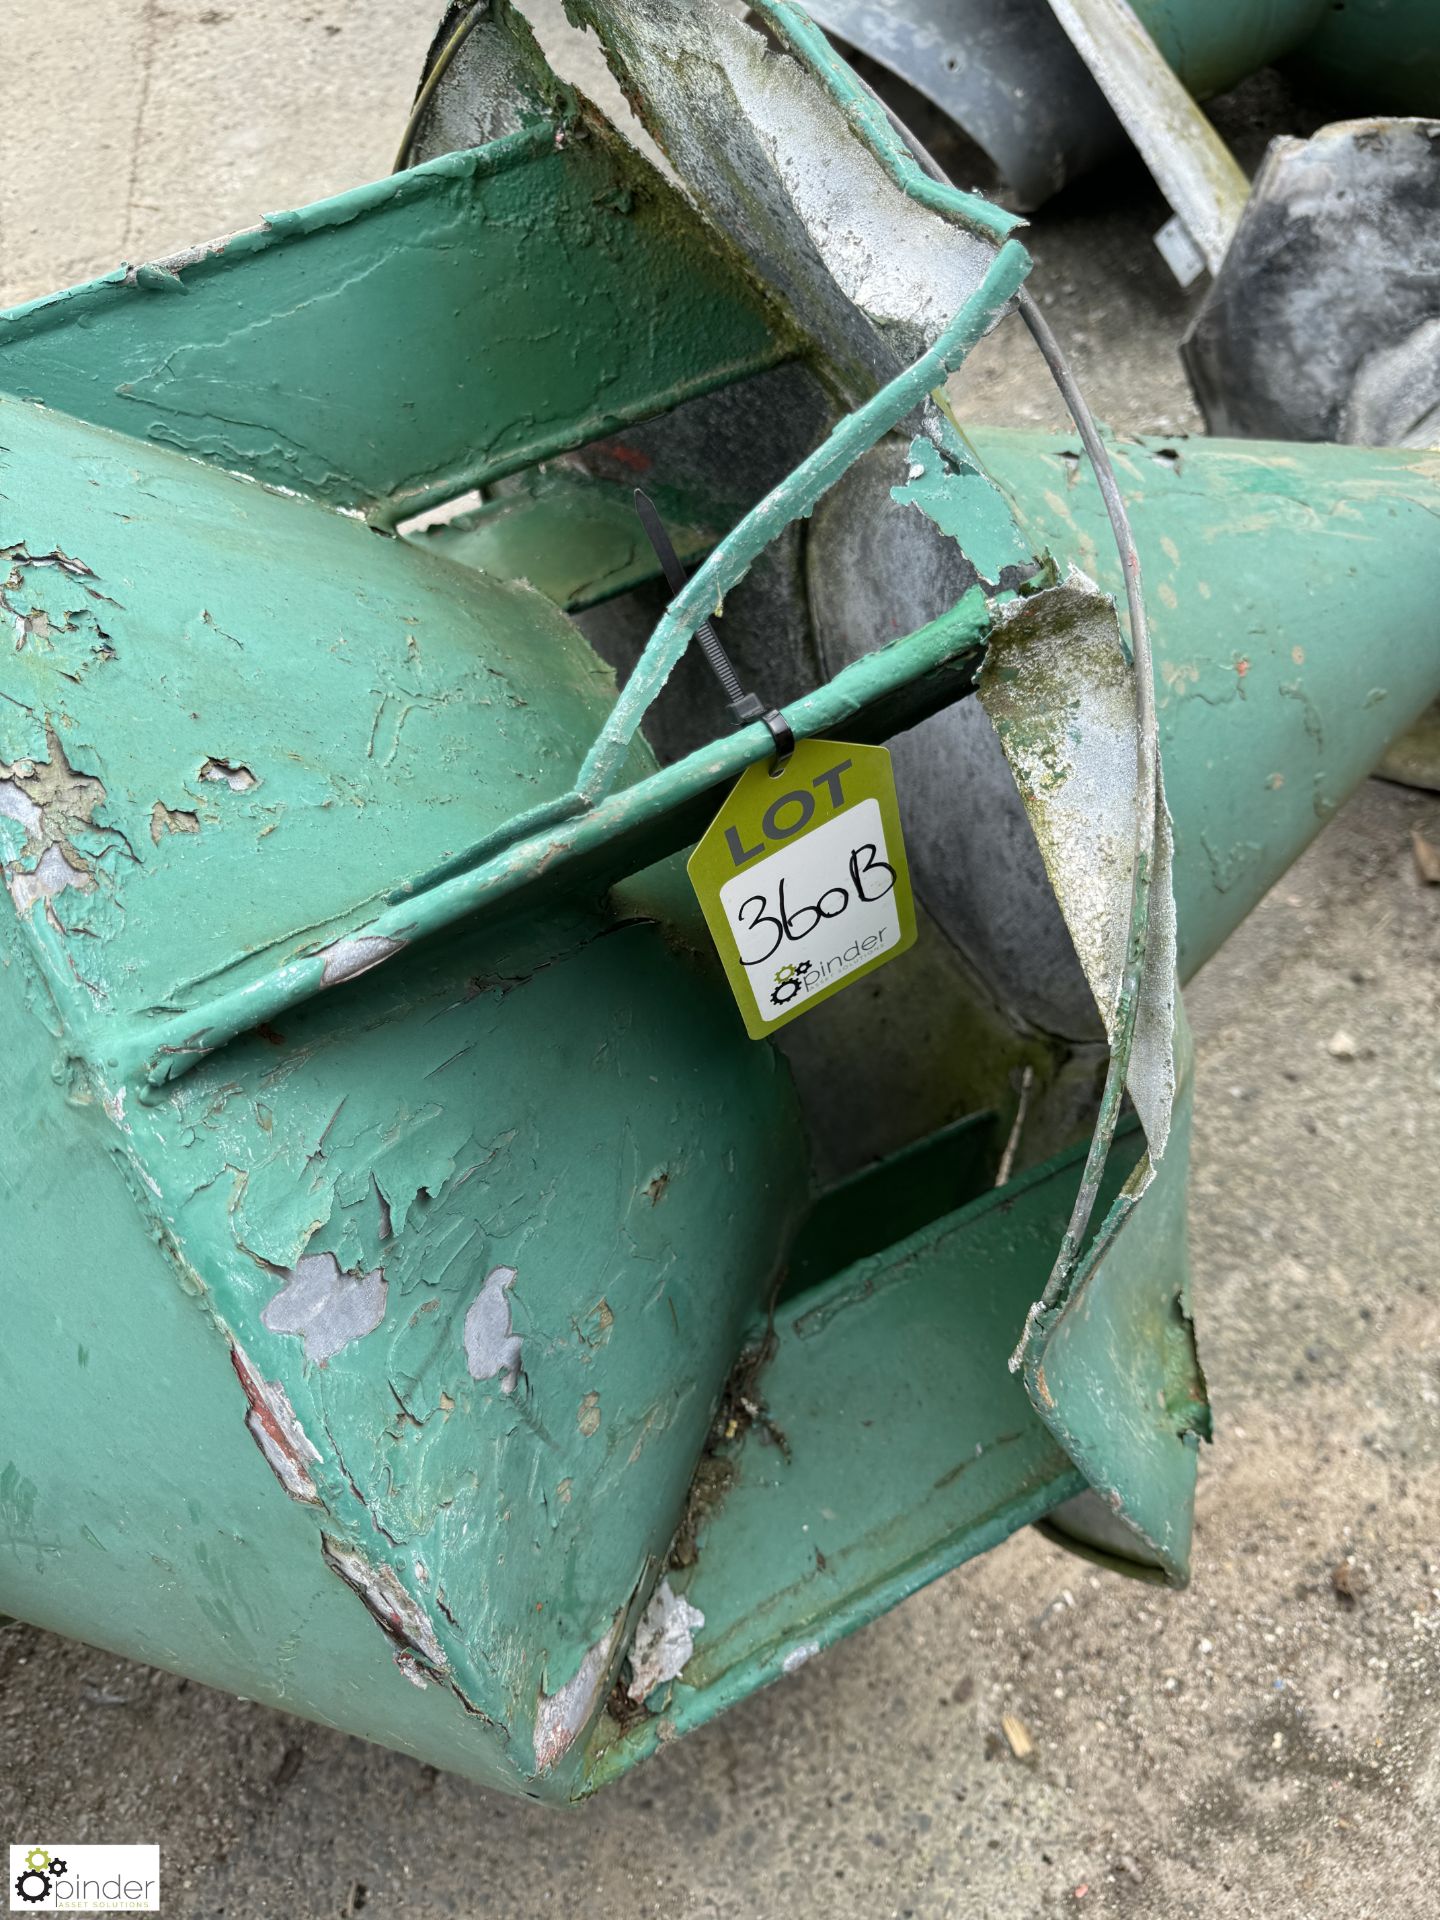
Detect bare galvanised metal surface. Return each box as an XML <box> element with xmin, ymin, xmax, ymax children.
<box><xmin>0</xmin><ymin>0</ymin><xmax>1437</xmax><ymax>1806</ymax></box>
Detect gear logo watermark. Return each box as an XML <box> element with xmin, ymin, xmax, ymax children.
<box><xmin>12</xmin><ymin>1853</ymin><xmax>67</xmax><ymax>1906</ymax></box>
<box><xmin>769</xmin><ymin>958</ymin><xmax>815</xmax><ymax>1007</ymax></box>
<box><xmin>8</xmin><ymin>1845</ymin><xmax>159</xmax><ymax>1911</ymax></box>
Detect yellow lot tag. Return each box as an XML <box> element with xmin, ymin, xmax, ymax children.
<box><xmin>687</xmin><ymin>737</ymin><xmax>916</xmax><ymax>1039</ymax></box>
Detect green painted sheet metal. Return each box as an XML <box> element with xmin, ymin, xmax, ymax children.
<box><xmin>1129</xmin><ymin>0</ymin><xmax>1327</xmax><ymax>97</ymax></box>
<box><xmin>0</xmin><ymin>878</ymin><xmax>808</xmax><ymax>1797</ymax></box>
<box><xmin>0</xmin><ymin>981</ymin><xmax>540</xmax><ymax>1792</ymax></box>
<box><xmin>0</xmin><ymin>375</ymin><xmax>820</xmax><ymax>1795</ymax></box>
<box><xmin>1291</xmin><ymin>0</ymin><xmax>1440</xmax><ymax>112</ymax></box>
<box><xmin>1023</xmin><ymin>1009</ymin><xmax>1206</xmax><ymax>1585</ymax></box>
<box><xmin>75</xmin><ymin>553</ymin><xmax>992</xmax><ymax>1094</ymax></box>
<box><xmin>0</xmin><ymin>124</ymin><xmax>792</xmax><ymax>526</ymax></box>
<box><xmin>572</xmin><ymin>239</ymin><xmax>1034</xmax><ymax>805</ymax></box>
<box><xmin>3</xmin><ymin>256</ymin><xmax>1027</xmax><ymax>1091</ymax></box>
<box><xmin>0</xmin><ymin>358</ymin><xmax>821</xmax><ymax>1795</ymax></box>
<box><xmin>412</xmin><ymin>470</ymin><xmax>716</xmax><ymax>613</ymax></box>
<box><xmin>970</xmin><ymin>428</ymin><xmax>1440</xmax><ymax>979</ymax></box>
<box><xmin>782</xmin><ymin>1107</ymin><xmax>1003</xmax><ymax>1298</ymax></box>
<box><xmin>0</xmin><ymin>216</ymin><xmax>1028</xmax><ymax>1101</ymax></box>
<box><xmin>111</xmin><ymin>579</ymin><xmax>992</xmax><ymax>1093</ymax></box>
<box><xmin>0</xmin><ymin>181</ymin><xmax>1019</xmax><ymax>1794</ymax></box>
<box><xmin>891</xmin><ymin>433</ymin><xmax>1039</xmax><ymax>589</ymax></box>
<box><xmin>12</xmin><ymin>0</ymin><xmax>1431</xmax><ymax>1804</ymax></box>
<box><xmin>587</xmin><ymin>1117</ymin><xmax>1147</xmax><ymax>1785</ymax></box>
<box><xmin>0</xmin><ymin>390</ymin><xmax>655</xmax><ymax>1039</ymax></box>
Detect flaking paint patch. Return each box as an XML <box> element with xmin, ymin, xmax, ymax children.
<box><xmin>262</xmin><ymin>1250</ymin><xmax>388</xmax><ymax>1364</ymax></box>
<box><xmin>626</xmin><ymin>1578</ymin><xmax>704</xmax><ymax>1701</ymax></box>
<box><xmin>0</xmin><ymin>726</ymin><xmax>111</xmax><ymax>916</ymax></box>
<box><xmin>229</xmin><ymin>1341</ymin><xmax>323</xmax><ymax>1504</ymax></box>
<box><xmin>320</xmin><ymin>1533</ymin><xmax>448</xmax><ymax>1671</ymax></box>
<box><xmin>199</xmin><ymin>757</ymin><xmax>258</xmax><ymax>791</ymax></box>
<box><xmin>890</xmin><ymin>436</ymin><xmax>1036</xmax><ymax>591</ymax></box>
<box><xmin>149</xmin><ymin>800</ymin><xmax>200</xmax><ymax>843</ymax></box>
<box><xmin>462</xmin><ymin>1265</ymin><xmax>522</xmax><ymax>1393</ymax></box>
<box><xmin>122</xmin><ymin>234</ymin><xmax>235</xmax><ymax>284</ymax></box>
<box><xmin>534</xmin><ymin>1613</ymin><xmax>626</xmax><ymax>1771</ymax></box>
<box><xmin>319</xmin><ymin>931</ymin><xmax>407</xmax><ymax>987</ymax></box>
<box><xmin>8</xmin><ymin>842</ymin><xmax>92</xmax><ymax>914</ymax></box>
<box><xmin>0</xmin><ymin>542</ymin><xmax>93</xmax><ymax>584</ymax></box>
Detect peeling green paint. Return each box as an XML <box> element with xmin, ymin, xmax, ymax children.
<box><xmin>890</xmin><ymin>435</ymin><xmax>1038</xmax><ymax>589</ymax></box>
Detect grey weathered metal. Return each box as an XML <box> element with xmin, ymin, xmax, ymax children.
<box><xmin>802</xmin><ymin>0</ymin><xmax>1123</xmax><ymax>208</ymax></box>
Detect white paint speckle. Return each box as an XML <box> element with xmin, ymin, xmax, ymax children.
<box><xmin>318</xmin><ymin>931</ymin><xmax>406</xmax><ymax>986</ymax></box>
<box><xmin>626</xmin><ymin>1579</ymin><xmax>705</xmax><ymax>1702</ymax></box>
<box><xmin>262</xmin><ymin>1251</ymin><xmax>387</xmax><ymax>1364</ymax></box>
<box><xmin>463</xmin><ymin>1265</ymin><xmax>522</xmax><ymax>1393</ymax></box>
<box><xmin>534</xmin><ymin>1614</ymin><xmax>625</xmax><ymax>1771</ymax></box>
<box><xmin>7</xmin><ymin>842</ymin><xmax>93</xmax><ymax>914</ymax></box>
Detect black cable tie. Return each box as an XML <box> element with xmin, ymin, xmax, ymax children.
<box><xmin>634</xmin><ymin>490</ymin><xmax>792</xmax><ymax>768</ymax></box>
<box><xmin>761</xmin><ymin>709</ymin><xmax>794</xmax><ymax>772</ymax></box>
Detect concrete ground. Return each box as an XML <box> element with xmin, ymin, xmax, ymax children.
<box><xmin>2</xmin><ymin>6</ymin><xmax>1438</xmax><ymax>1916</ymax></box>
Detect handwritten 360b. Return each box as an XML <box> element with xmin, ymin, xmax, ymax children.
<box><xmin>693</xmin><ymin>737</ymin><xmax>913</xmax><ymax>1034</ymax></box>
<box><xmin>719</xmin><ymin>758</ymin><xmax>898</xmax><ymax>971</ymax></box>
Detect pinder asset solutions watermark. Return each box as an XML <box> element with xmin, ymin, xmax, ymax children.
<box><xmin>9</xmin><ymin>1846</ymin><xmax>159</xmax><ymax>1912</ymax></box>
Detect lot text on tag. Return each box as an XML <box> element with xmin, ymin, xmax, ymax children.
<box><xmin>687</xmin><ymin>738</ymin><xmax>916</xmax><ymax>1039</ymax></box>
